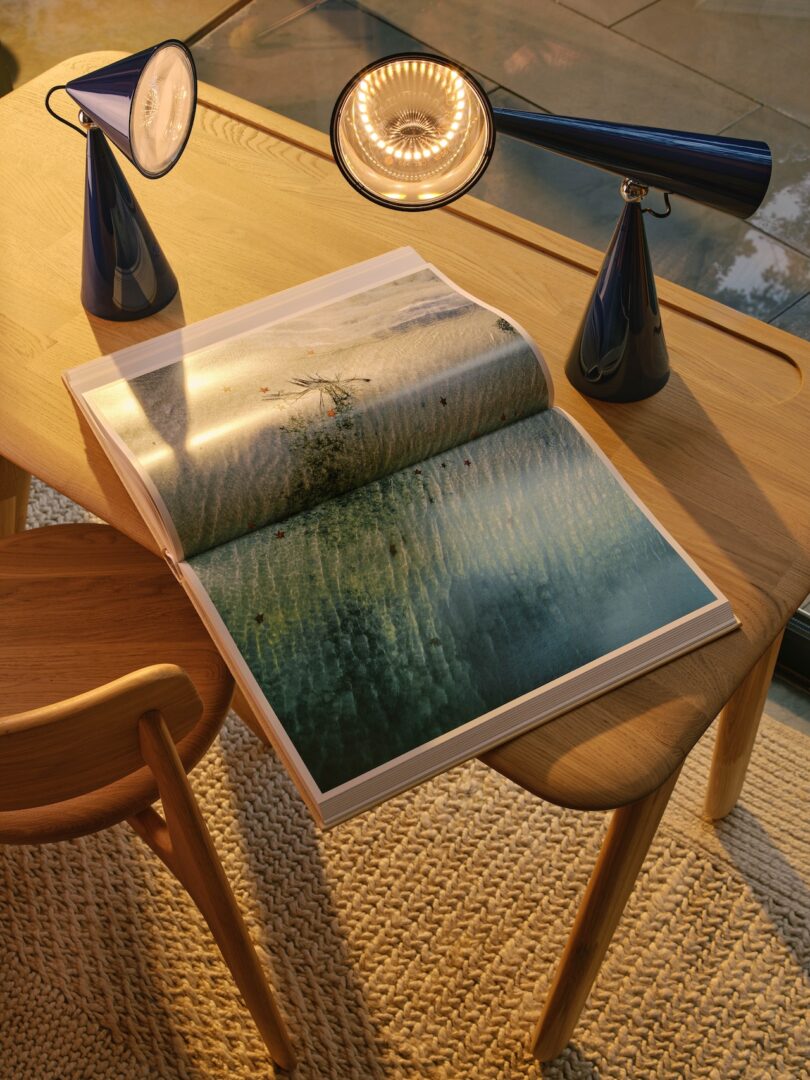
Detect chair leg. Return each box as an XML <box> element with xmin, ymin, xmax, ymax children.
<box><xmin>129</xmin><ymin>711</ymin><xmax>295</xmax><ymax>1071</ymax></box>
<box><xmin>0</xmin><ymin>457</ymin><xmax>31</xmax><ymax>537</ymax></box>
<box><xmin>703</xmin><ymin>630</ymin><xmax>783</xmax><ymax>822</ymax></box>
<box><xmin>532</xmin><ymin>766</ymin><xmax>681</xmax><ymax>1062</ymax></box>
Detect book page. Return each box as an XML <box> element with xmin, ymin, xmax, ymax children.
<box><xmin>79</xmin><ymin>263</ymin><xmax>548</xmax><ymax>558</ymax></box>
<box><xmin>186</xmin><ymin>408</ymin><xmax>725</xmax><ymax>801</ymax></box>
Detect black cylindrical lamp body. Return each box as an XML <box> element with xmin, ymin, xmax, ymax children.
<box><xmin>491</xmin><ymin>110</ymin><xmax>772</xmax><ymax>220</ymax></box>
<box><xmin>491</xmin><ymin>110</ymin><xmax>771</xmax><ymax>402</ymax></box>
<box><xmin>82</xmin><ymin>127</ymin><xmax>178</xmax><ymax>320</ymax></box>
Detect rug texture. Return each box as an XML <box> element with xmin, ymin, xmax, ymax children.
<box><xmin>1</xmin><ymin>480</ymin><xmax>808</xmax><ymax>1079</ymax></box>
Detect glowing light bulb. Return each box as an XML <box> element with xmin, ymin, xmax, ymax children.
<box><xmin>332</xmin><ymin>53</ymin><xmax>494</xmax><ymax>209</ymax></box>
<box><xmin>130</xmin><ymin>42</ymin><xmax>195</xmax><ymax>177</ymax></box>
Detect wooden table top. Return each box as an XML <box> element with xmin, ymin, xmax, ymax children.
<box><xmin>2</xmin><ymin>53</ymin><xmax>808</xmax><ymax>812</ymax></box>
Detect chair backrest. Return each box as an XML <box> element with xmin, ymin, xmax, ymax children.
<box><xmin>0</xmin><ymin>664</ymin><xmax>202</xmax><ymax>812</ymax></box>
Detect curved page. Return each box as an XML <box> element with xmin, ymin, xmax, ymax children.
<box><xmin>82</xmin><ymin>262</ymin><xmax>548</xmax><ymax>557</ymax></box>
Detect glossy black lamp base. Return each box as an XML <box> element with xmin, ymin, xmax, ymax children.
<box><xmin>81</xmin><ymin>127</ymin><xmax>178</xmax><ymax>321</ymax></box>
<box><xmin>565</xmin><ymin>200</ymin><xmax>669</xmax><ymax>403</ymax></box>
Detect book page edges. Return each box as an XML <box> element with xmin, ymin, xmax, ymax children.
<box><xmin>61</xmin><ymin>371</ymin><xmax>178</xmax><ymax>557</ymax></box>
<box><xmin>320</xmin><ymin>601</ymin><xmax>737</xmax><ymax>826</ymax></box>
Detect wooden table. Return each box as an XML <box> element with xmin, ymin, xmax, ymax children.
<box><xmin>2</xmin><ymin>53</ymin><xmax>809</xmax><ymax>1062</ymax></box>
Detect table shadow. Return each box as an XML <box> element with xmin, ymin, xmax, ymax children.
<box><xmin>542</xmin><ymin>1051</ymin><xmax>601</xmax><ymax>1078</ymax></box>
<box><xmin>216</xmin><ymin>715</ymin><xmax>391</xmax><ymax>1077</ymax></box>
<box><xmin>712</xmin><ymin>805</ymin><xmax>809</xmax><ymax>977</ymax></box>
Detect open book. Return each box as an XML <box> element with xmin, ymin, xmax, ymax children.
<box><xmin>65</xmin><ymin>248</ymin><xmax>736</xmax><ymax>826</ymax></box>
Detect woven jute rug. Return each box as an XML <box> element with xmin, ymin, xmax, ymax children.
<box><xmin>1</xmin><ymin>481</ymin><xmax>808</xmax><ymax>1079</ymax></box>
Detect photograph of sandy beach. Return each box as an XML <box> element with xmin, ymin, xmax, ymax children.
<box><xmin>86</xmin><ymin>267</ymin><xmax>547</xmax><ymax>557</ymax></box>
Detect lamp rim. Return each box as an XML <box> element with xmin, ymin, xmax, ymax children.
<box><xmin>330</xmin><ymin>52</ymin><xmax>496</xmax><ymax>212</ymax></box>
<box><xmin>128</xmin><ymin>38</ymin><xmax>198</xmax><ymax>180</ymax></box>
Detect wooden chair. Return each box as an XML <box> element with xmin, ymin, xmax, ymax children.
<box><xmin>0</xmin><ymin>522</ymin><xmax>295</xmax><ymax>1071</ymax></box>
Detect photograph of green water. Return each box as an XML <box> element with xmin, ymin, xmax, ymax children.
<box><xmin>189</xmin><ymin>410</ymin><xmax>717</xmax><ymax>795</ymax></box>
<box><xmin>85</xmin><ymin>267</ymin><xmax>547</xmax><ymax>558</ymax></box>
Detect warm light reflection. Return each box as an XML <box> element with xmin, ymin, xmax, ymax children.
<box><xmin>332</xmin><ymin>53</ymin><xmax>493</xmax><ymax>209</ymax></box>
<box><xmin>105</xmin><ymin>391</ymin><xmax>145</xmax><ymax>420</ymax></box>
<box><xmin>184</xmin><ymin>367</ymin><xmax>233</xmax><ymax>394</ymax></box>
<box><xmin>138</xmin><ymin>445</ymin><xmax>174</xmax><ymax>469</ymax></box>
<box><xmin>186</xmin><ymin>417</ymin><xmax>245</xmax><ymax>449</ymax></box>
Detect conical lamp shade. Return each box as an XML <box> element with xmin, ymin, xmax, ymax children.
<box><xmin>66</xmin><ymin>40</ymin><xmax>196</xmax><ymax>178</ymax></box>
<box><xmin>492</xmin><ymin>110</ymin><xmax>771</xmax><ymax>219</ymax></box>
<box><xmin>67</xmin><ymin>45</ymin><xmax>160</xmax><ymax>165</ymax></box>
<box><xmin>565</xmin><ymin>201</ymin><xmax>669</xmax><ymax>402</ymax></box>
<box><xmin>82</xmin><ymin>127</ymin><xmax>178</xmax><ymax>320</ymax></box>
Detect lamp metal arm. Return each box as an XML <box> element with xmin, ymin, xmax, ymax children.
<box><xmin>490</xmin><ymin>107</ymin><xmax>771</xmax><ymax>219</ymax></box>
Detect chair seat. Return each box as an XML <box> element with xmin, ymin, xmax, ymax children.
<box><xmin>0</xmin><ymin>523</ymin><xmax>233</xmax><ymax>840</ymax></box>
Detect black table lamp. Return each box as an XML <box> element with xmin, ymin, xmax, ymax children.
<box><xmin>331</xmin><ymin>54</ymin><xmax>772</xmax><ymax>402</ymax></box>
<box><xmin>45</xmin><ymin>41</ymin><xmax>197</xmax><ymax>321</ymax></box>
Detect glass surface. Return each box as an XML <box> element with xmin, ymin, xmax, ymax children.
<box><xmin>334</xmin><ymin>55</ymin><xmax>493</xmax><ymax>208</ymax></box>
<box><xmin>131</xmin><ymin>43</ymin><xmax>195</xmax><ymax>177</ymax></box>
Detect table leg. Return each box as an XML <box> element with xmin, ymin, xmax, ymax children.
<box><xmin>531</xmin><ymin>766</ymin><xmax>681</xmax><ymax>1062</ymax></box>
<box><xmin>0</xmin><ymin>457</ymin><xmax>31</xmax><ymax>537</ymax></box>
<box><xmin>231</xmin><ymin>685</ymin><xmax>273</xmax><ymax>745</ymax></box>
<box><xmin>703</xmin><ymin>630</ymin><xmax>784</xmax><ymax>822</ymax></box>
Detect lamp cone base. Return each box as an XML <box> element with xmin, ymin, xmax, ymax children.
<box><xmin>565</xmin><ymin>201</ymin><xmax>669</xmax><ymax>403</ymax></box>
<box><xmin>81</xmin><ymin>127</ymin><xmax>178</xmax><ymax>321</ymax></box>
